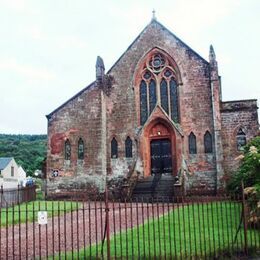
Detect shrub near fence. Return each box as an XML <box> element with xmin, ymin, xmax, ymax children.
<box><xmin>0</xmin><ymin>185</ymin><xmax>36</xmax><ymax>208</ymax></box>
<box><xmin>0</xmin><ymin>194</ymin><xmax>259</xmax><ymax>259</ymax></box>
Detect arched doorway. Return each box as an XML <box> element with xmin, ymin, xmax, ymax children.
<box><xmin>140</xmin><ymin>118</ymin><xmax>176</xmax><ymax>177</ymax></box>
<box><xmin>151</xmin><ymin>138</ymin><xmax>172</xmax><ymax>175</ymax></box>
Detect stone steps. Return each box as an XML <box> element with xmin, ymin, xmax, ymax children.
<box><xmin>132</xmin><ymin>175</ymin><xmax>175</xmax><ymax>201</ymax></box>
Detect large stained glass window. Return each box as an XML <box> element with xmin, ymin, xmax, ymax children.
<box><xmin>138</xmin><ymin>52</ymin><xmax>180</xmax><ymax>125</ymax></box>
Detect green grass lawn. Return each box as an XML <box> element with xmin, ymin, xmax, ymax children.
<box><xmin>59</xmin><ymin>201</ymin><xmax>260</xmax><ymax>259</ymax></box>
<box><xmin>0</xmin><ymin>200</ymin><xmax>80</xmax><ymax>227</ymax></box>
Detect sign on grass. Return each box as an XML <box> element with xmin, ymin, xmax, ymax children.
<box><xmin>38</xmin><ymin>211</ymin><xmax>48</xmax><ymax>225</ymax></box>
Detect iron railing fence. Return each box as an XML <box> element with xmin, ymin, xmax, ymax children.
<box><xmin>0</xmin><ymin>194</ymin><xmax>259</xmax><ymax>259</ymax></box>
<box><xmin>0</xmin><ymin>185</ymin><xmax>36</xmax><ymax>208</ymax></box>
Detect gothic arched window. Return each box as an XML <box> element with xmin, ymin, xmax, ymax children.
<box><xmin>138</xmin><ymin>52</ymin><xmax>179</xmax><ymax>125</ymax></box>
<box><xmin>236</xmin><ymin>128</ymin><xmax>246</xmax><ymax>151</ymax></box>
<box><xmin>204</xmin><ymin>131</ymin><xmax>213</xmax><ymax>153</ymax></box>
<box><xmin>140</xmin><ymin>80</ymin><xmax>148</xmax><ymax>125</ymax></box>
<box><xmin>78</xmin><ymin>138</ymin><xmax>84</xmax><ymax>160</ymax></box>
<box><xmin>111</xmin><ymin>138</ymin><xmax>118</xmax><ymax>158</ymax></box>
<box><xmin>65</xmin><ymin>139</ymin><xmax>71</xmax><ymax>160</ymax></box>
<box><xmin>189</xmin><ymin>132</ymin><xmax>197</xmax><ymax>154</ymax></box>
<box><xmin>125</xmin><ymin>136</ymin><xmax>133</xmax><ymax>158</ymax></box>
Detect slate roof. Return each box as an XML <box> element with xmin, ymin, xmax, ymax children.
<box><xmin>0</xmin><ymin>157</ymin><xmax>13</xmax><ymax>170</ymax></box>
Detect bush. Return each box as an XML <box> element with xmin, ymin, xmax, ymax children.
<box><xmin>227</xmin><ymin>136</ymin><xmax>260</xmax><ymax>194</ymax></box>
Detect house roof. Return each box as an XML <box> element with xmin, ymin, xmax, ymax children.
<box><xmin>47</xmin><ymin>19</ymin><xmax>209</xmax><ymax>119</ymax></box>
<box><xmin>0</xmin><ymin>157</ymin><xmax>13</xmax><ymax>170</ymax></box>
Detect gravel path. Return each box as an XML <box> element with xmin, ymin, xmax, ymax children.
<box><xmin>0</xmin><ymin>201</ymin><xmax>173</xmax><ymax>259</ymax></box>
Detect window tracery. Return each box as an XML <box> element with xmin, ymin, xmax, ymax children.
<box><xmin>139</xmin><ymin>51</ymin><xmax>179</xmax><ymax>125</ymax></box>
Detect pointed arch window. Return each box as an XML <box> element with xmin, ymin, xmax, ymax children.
<box><xmin>65</xmin><ymin>139</ymin><xmax>71</xmax><ymax>160</ymax></box>
<box><xmin>138</xmin><ymin>52</ymin><xmax>179</xmax><ymax>125</ymax></box>
<box><xmin>125</xmin><ymin>136</ymin><xmax>133</xmax><ymax>158</ymax></box>
<box><xmin>236</xmin><ymin>128</ymin><xmax>246</xmax><ymax>151</ymax></box>
<box><xmin>204</xmin><ymin>131</ymin><xmax>213</xmax><ymax>153</ymax></box>
<box><xmin>78</xmin><ymin>138</ymin><xmax>84</xmax><ymax>160</ymax></box>
<box><xmin>111</xmin><ymin>138</ymin><xmax>118</xmax><ymax>158</ymax></box>
<box><xmin>189</xmin><ymin>132</ymin><xmax>197</xmax><ymax>154</ymax></box>
<box><xmin>140</xmin><ymin>80</ymin><xmax>148</xmax><ymax>125</ymax></box>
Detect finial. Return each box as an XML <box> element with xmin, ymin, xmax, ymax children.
<box><xmin>152</xmin><ymin>9</ymin><xmax>156</xmax><ymax>20</ymax></box>
<box><xmin>209</xmin><ymin>44</ymin><xmax>216</xmax><ymax>62</ymax></box>
<box><xmin>96</xmin><ymin>56</ymin><xmax>105</xmax><ymax>83</ymax></box>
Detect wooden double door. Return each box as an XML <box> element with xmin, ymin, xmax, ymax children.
<box><xmin>150</xmin><ymin>138</ymin><xmax>172</xmax><ymax>175</ymax></box>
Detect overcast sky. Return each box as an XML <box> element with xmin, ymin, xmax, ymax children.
<box><xmin>0</xmin><ymin>0</ymin><xmax>259</xmax><ymax>134</ymax></box>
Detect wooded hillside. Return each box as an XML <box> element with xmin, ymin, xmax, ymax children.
<box><xmin>0</xmin><ymin>134</ymin><xmax>47</xmax><ymax>176</ymax></box>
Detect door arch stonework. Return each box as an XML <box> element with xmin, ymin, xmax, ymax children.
<box><xmin>140</xmin><ymin>118</ymin><xmax>177</xmax><ymax>178</ymax></box>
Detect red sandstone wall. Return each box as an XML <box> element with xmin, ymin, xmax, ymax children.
<box><xmin>221</xmin><ymin>100</ymin><xmax>259</xmax><ymax>176</ymax></box>
<box><xmin>46</xmin><ymin>84</ymin><xmax>104</xmax><ymax>194</ymax></box>
<box><xmin>106</xmin><ymin>21</ymin><xmax>216</xmax><ymax>189</ymax></box>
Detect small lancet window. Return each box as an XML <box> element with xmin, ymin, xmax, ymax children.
<box><xmin>111</xmin><ymin>138</ymin><xmax>118</xmax><ymax>158</ymax></box>
<box><xmin>204</xmin><ymin>131</ymin><xmax>213</xmax><ymax>153</ymax></box>
<box><xmin>236</xmin><ymin>128</ymin><xmax>246</xmax><ymax>151</ymax></box>
<box><xmin>125</xmin><ymin>136</ymin><xmax>133</xmax><ymax>158</ymax></box>
<box><xmin>189</xmin><ymin>132</ymin><xmax>197</xmax><ymax>154</ymax></box>
<box><xmin>65</xmin><ymin>139</ymin><xmax>71</xmax><ymax>160</ymax></box>
<box><xmin>78</xmin><ymin>138</ymin><xmax>84</xmax><ymax>160</ymax></box>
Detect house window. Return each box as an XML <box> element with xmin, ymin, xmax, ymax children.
<box><xmin>11</xmin><ymin>166</ymin><xmax>14</xmax><ymax>177</ymax></box>
<box><xmin>236</xmin><ymin>128</ymin><xmax>246</xmax><ymax>151</ymax></box>
<box><xmin>125</xmin><ymin>136</ymin><xmax>133</xmax><ymax>158</ymax></box>
<box><xmin>189</xmin><ymin>132</ymin><xmax>197</xmax><ymax>154</ymax></box>
<box><xmin>204</xmin><ymin>131</ymin><xmax>213</xmax><ymax>153</ymax></box>
<box><xmin>65</xmin><ymin>139</ymin><xmax>71</xmax><ymax>160</ymax></box>
<box><xmin>78</xmin><ymin>138</ymin><xmax>84</xmax><ymax>160</ymax></box>
<box><xmin>111</xmin><ymin>138</ymin><xmax>118</xmax><ymax>158</ymax></box>
<box><xmin>139</xmin><ymin>52</ymin><xmax>179</xmax><ymax>125</ymax></box>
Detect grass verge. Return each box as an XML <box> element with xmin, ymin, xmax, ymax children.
<box><xmin>56</xmin><ymin>201</ymin><xmax>260</xmax><ymax>259</ymax></box>
<box><xmin>0</xmin><ymin>200</ymin><xmax>80</xmax><ymax>227</ymax></box>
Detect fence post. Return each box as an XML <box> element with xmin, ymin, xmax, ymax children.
<box><xmin>105</xmin><ymin>186</ymin><xmax>111</xmax><ymax>259</ymax></box>
<box><xmin>241</xmin><ymin>181</ymin><xmax>248</xmax><ymax>256</ymax></box>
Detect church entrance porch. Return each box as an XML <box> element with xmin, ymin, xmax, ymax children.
<box><xmin>140</xmin><ymin>116</ymin><xmax>179</xmax><ymax>179</ymax></box>
<box><xmin>150</xmin><ymin>138</ymin><xmax>172</xmax><ymax>176</ymax></box>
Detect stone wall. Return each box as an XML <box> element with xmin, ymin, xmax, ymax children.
<box><xmin>105</xmin><ymin>20</ymin><xmax>217</xmax><ymax>193</ymax></box>
<box><xmin>221</xmin><ymin>99</ymin><xmax>259</xmax><ymax>177</ymax></box>
<box><xmin>46</xmin><ymin>83</ymin><xmax>106</xmax><ymax>197</ymax></box>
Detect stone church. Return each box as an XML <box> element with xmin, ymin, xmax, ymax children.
<box><xmin>46</xmin><ymin>17</ymin><xmax>259</xmax><ymax>198</ymax></box>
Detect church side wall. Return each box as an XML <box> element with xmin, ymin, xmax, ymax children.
<box><xmin>106</xmin><ymin>22</ymin><xmax>217</xmax><ymax>194</ymax></box>
<box><xmin>46</xmin><ymin>85</ymin><xmax>104</xmax><ymax>198</ymax></box>
<box><xmin>221</xmin><ymin>100</ymin><xmax>259</xmax><ymax>177</ymax></box>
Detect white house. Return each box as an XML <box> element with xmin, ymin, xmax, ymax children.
<box><xmin>0</xmin><ymin>157</ymin><xmax>27</xmax><ymax>188</ymax></box>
